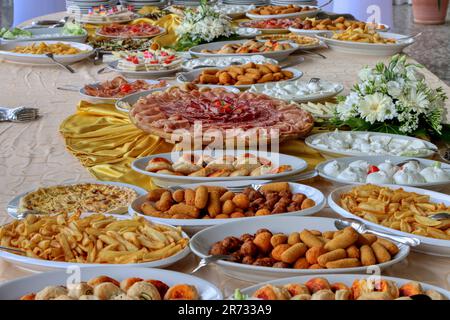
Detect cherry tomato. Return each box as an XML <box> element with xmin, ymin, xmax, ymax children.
<box><xmin>368</xmin><ymin>165</ymin><xmax>380</xmax><ymax>174</ymax></box>
<box><xmin>120</xmin><ymin>84</ymin><xmax>133</xmax><ymax>93</ymax></box>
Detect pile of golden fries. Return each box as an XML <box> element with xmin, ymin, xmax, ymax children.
<box><xmin>0</xmin><ymin>213</ymin><xmax>188</xmax><ymax>264</ymax></box>
<box><xmin>331</xmin><ymin>26</ymin><xmax>396</xmax><ymax>44</ymax></box>
<box><xmin>11</xmin><ymin>42</ymin><xmax>82</xmax><ymax>55</ymax></box>
<box><xmin>340</xmin><ymin>185</ymin><xmax>450</xmax><ymax>240</ymax></box>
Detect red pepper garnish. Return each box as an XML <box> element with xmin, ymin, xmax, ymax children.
<box><xmin>120</xmin><ymin>83</ymin><xmax>133</xmax><ymax>93</ymax></box>
<box><xmin>368</xmin><ymin>165</ymin><xmax>380</xmax><ymax>174</ymax></box>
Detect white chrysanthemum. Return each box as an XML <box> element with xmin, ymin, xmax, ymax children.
<box><xmin>358</xmin><ymin>93</ymin><xmax>397</xmax><ymax>123</ymax></box>
<box><xmin>398</xmin><ymin>89</ymin><xmax>430</xmax><ymax>114</ymax></box>
<box><xmin>387</xmin><ymin>80</ymin><xmax>404</xmax><ymax>98</ymax></box>
<box><xmin>337</xmin><ymin>92</ymin><xmax>360</xmax><ymax>120</ymax></box>
<box><xmin>358</xmin><ymin>67</ymin><xmax>374</xmax><ymax>82</ymax></box>
<box><xmin>406</xmin><ymin>65</ymin><xmax>425</xmax><ymax>82</ymax></box>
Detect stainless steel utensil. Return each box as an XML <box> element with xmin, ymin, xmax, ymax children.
<box><xmin>429</xmin><ymin>212</ymin><xmax>450</xmax><ymax>220</ymax></box>
<box><xmin>57</xmin><ymin>85</ymin><xmax>79</xmax><ymax>92</ymax></box>
<box><xmin>45</xmin><ymin>53</ymin><xmax>75</xmax><ymax>73</ymax></box>
<box><xmin>335</xmin><ymin>218</ymin><xmax>420</xmax><ymax>246</ymax></box>
<box><xmin>0</xmin><ymin>107</ymin><xmax>39</xmax><ymax>123</ymax></box>
<box><xmin>297</xmin><ymin>49</ymin><xmax>327</xmax><ymax>59</ymax></box>
<box><xmin>0</xmin><ymin>246</ymin><xmax>25</xmax><ymax>255</ymax></box>
<box><xmin>191</xmin><ymin>254</ymin><xmax>235</xmax><ymax>274</ymax></box>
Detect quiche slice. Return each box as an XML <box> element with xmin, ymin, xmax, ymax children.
<box><xmin>18</xmin><ymin>183</ymin><xmax>138</xmax><ymax>215</ymax></box>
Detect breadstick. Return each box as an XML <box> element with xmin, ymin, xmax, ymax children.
<box><xmin>168</xmin><ymin>203</ymin><xmax>200</xmax><ymax>218</ymax></box>
<box><xmin>325</xmin><ymin>258</ymin><xmax>361</xmax><ymax>269</ymax></box>
<box><xmin>360</xmin><ymin>245</ymin><xmax>377</xmax><ymax>266</ymax></box>
<box><xmin>375</xmin><ymin>238</ymin><xmax>399</xmax><ymax>256</ymax></box>
<box><xmin>346</xmin><ymin>245</ymin><xmax>360</xmax><ymax>259</ymax></box>
<box><xmin>260</xmin><ymin>182</ymin><xmax>289</xmax><ymax>193</ymax></box>
<box><xmin>184</xmin><ymin>189</ymin><xmax>195</xmax><ymax>206</ymax></box>
<box><xmin>371</xmin><ymin>242</ymin><xmax>391</xmax><ymax>263</ymax></box>
<box><xmin>324</xmin><ymin>227</ymin><xmax>359</xmax><ymax>251</ymax></box>
<box><xmin>300</xmin><ymin>230</ymin><xmax>324</xmax><ymax>248</ymax></box>
<box><xmin>207</xmin><ymin>191</ymin><xmax>221</xmax><ymax>218</ymax></box>
<box><xmin>317</xmin><ymin>249</ymin><xmax>347</xmax><ymax>267</ymax></box>
<box><xmin>281</xmin><ymin>243</ymin><xmax>308</xmax><ymax>264</ymax></box>
<box><xmin>194</xmin><ymin>186</ymin><xmax>208</xmax><ymax>209</ymax></box>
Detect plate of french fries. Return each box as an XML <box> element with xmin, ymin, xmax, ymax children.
<box><xmin>0</xmin><ymin>213</ymin><xmax>190</xmax><ymax>272</ymax></box>
<box><xmin>328</xmin><ymin>184</ymin><xmax>450</xmax><ymax>257</ymax></box>
<box><xmin>316</xmin><ymin>30</ymin><xmax>415</xmax><ymax>56</ymax></box>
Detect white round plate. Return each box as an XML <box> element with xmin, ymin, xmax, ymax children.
<box><xmin>181</xmin><ymin>55</ymin><xmax>278</xmax><ymax>72</ymax></box>
<box><xmin>131</xmin><ymin>149</ymin><xmax>308</xmax><ymax>186</ymax></box>
<box><xmin>176</xmin><ymin>67</ymin><xmax>303</xmax><ymax>90</ymax></box>
<box><xmin>305</xmin><ymin>131</ymin><xmax>438</xmax><ymax>159</ymax></box>
<box><xmin>79</xmin><ymin>79</ymin><xmax>168</xmax><ymax>103</ymax></box>
<box><xmin>315</xmin><ymin>32</ymin><xmax>414</xmax><ymax>56</ymax></box>
<box><xmin>0</xmin><ymin>40</ymin><xmax>94</xmax><ymax>64</ymax></box>
<box><xmin>0</xmin><ymin>266</ymin><xmax>222</xmax><ymax>300</ymax></box>
<box><xmin>248</xmin><ymin>80</ymin><xmax>343</xmax><ymax>103</ymax></box>
<box><xmin>288</xmin><ymin>24</ymin><xmax>390</xmax><ymax>36</ymax></box>
<box><xmin>0</xmin><ymin>218</ymin><xmax>190</xmax><ymax>272</ymax></box>
<box><xmin>0</xmin><ymin>27</ymin><xmax>88</xmax><ymax>44</ymax></box>
<box><xmin>115</xmin><ymin>86</ymin><xmax>240</xmax><ymax>113</ymax></box>
<box><xmin>6</xmin><ymin>181</ymin><xmax>147</xmax><ymax>220</ymax></box>
<box><xmin>95</xmin><ymin>26</ymin><xmax>166</xmax><ymax>39</ymax></box>
<box><xmin>246</xmin><ymin>7</ymin><xmax>321</xmax><ymax>20</ymax></box>
<box><xmin>129</xmin><ymin>180</ymin><xmax>326</xmax><ymax>235</ymax></box>
<box><xmin>317</xmin><ymin>155</ymin><xmax>450</xmax><ymax>190</ymax></box>
<box><xmin>107</xmin><ymin>59</ymin><xmax>183</xmax><ymax>79</ymax></box>
<box><xmin>328</xmin><ymin>184</ymin><xmax>450</xmax><ymax>257</ymax></box>
<box><xmin>189</xmin><ymin>39</ymin><xmax>299</xmax><ymax>61</ymax></box>
<box><xmin>233</xmin><ymin>273</ymin><xmax>450</xmax><ymax>299</ymax></box>
<box><xmin>190</xmin><ymin>216</ymin><xmax>410</xmax><ymax>282</ymax></box>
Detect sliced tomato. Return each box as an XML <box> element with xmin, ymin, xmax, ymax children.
<box><xmin>368</xmin><ymin>165</ymin><xmax>380</xmax><ymax>174</ymax></box>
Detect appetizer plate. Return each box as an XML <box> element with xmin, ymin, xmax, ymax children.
<box><xmin>248</xmin><ymin>80</ymin><xmax>343</xmax><ymax>103</ymax></box>
<box><xmin>129</xmin><ymin>181</ymin><xmax>326</xmax><ymax>235</ymax></box>
<box><xmin>190</xmin><ymin>216</ymin><xmax>409</xmax><ymax>282</ymax></box>
<box><xmin>176</xmin><ymin>67</ymin><xmax>303</xmax><ymax>90</ymax></box>
<box><xmin>317</xmin><ymin>156</ymin><xmax>450</xmax><ymax>190</ymax></box>
<box><xmin>189</xmin><ymin>40</ymin><xmax>300</xmax><ymax>61</ymax></box>
<box><xmin>79</xmin><ymin>79</ymin><xmax>169</xmax><ymax>103</ymax></box>
<box><xmin>0</xmin><ymin>217</ymin><xmax>190</xmax><ymax>273</ymax></box>
<box><xmin>233</xmin><ymin>274</ymin><xmax>450</xmax><ymax>299</ymax></box>
<box><xmin>315</xmin><ymin>32</ymin><xmax>414</xmax><ymax>56</ymax></box>
<box><xmin>288</xmin><ymin>24</ymin><xmax>390</xmax><ymax>36</ymax></box>
<box><xmin>6</xmin><ymin>181</ymin><xmax>147</xmax><ymax>220</ymax></box>
<box><xmin>0</xmin><ymin>266</ymin><xmax>222</xmax><ymax>300</ymax></box>
<box><xmin>95</xmin><ymin>26</ymin><xmax>166</xmax><ymax>39</ymax></box>
<box><xmin>246</xmin><ymin>7</ymin><xmax>321</xmax><ymax>20</ymax></box>
<box><xmin>0</xmin><ymin>41</ymin><xmax>94</xmax><ymax>65</ymax></box>
<box><xmin>131</xmin><ymin>150</ymin><xmax>308</xmax><ymax>186</ymax></box>
<box><xmin>181</xmin><ymin>55</ymin><xmax>278</xmax><ymax>72</ymax></box>
<box><xmin>328</xmin><ymin>185</ymin><xmax>450</xmax><ymax>257</ymax></box>
<box><xmin>107</xmin><ymin>59</ymin><xmax>183</xmax><ymax>79</ymax></box>
<box><xmin>0</xmin><ymin>27</ymin><xmax>87</xmax><ymax>44</ymax></box>
<box><xmin>115</xmin><ymin>86</ymin><xmax>240</xmax><ymax>113</ymax></box>
<box><xmin>305</xmin><ymin>131</ymin><xmax>438</xmax><ymax>159</ymax></box>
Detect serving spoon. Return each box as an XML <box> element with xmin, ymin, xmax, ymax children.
<box><xmin>335</xmin><ymin>218</ymin><xmax>421</xmax><ymax>246</ymax></box>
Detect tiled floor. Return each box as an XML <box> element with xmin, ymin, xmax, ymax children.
<box><xmin>392</xmin><ymin>4</ymin><xmax>450</xmax><ymax>85</ymax></box>
<box><xmin>0</xmin><ymin>2</ymin><xmax>449</xmax><ymax>84</ymax></box>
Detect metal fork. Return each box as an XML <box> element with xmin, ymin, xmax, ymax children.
<box><xmin>0</xmin><ymin>107</ymin><xmax>40</xmax><ymax>123</ymax></box>
<box><xmin>45</xmin><ymin>53</ymin><xmax>75</xmax><ymax>73</ymax></box>
<box><xmin>0</xmin><ymin>246</ymin><xmax>26</xmax><ymax>255</ymax></box>
<box><xmin>296</xmin><ymin>49</ymin><xmax>327</xmax><ymax>59</ymax></box>
<box><xmin>191</xmin><ymin>254</ymin><xmax>234</xmax><ymax>274</ymax></box>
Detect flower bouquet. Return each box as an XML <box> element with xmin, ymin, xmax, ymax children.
<box><xmin>174</xmin><ymin>0</ymin><xmax>237</xmax><ymax>51</ymax></box>
<box><xmin>332</xmin><ymin>55</ymin><xmax>448</xmax><ymax>138</ymax></box>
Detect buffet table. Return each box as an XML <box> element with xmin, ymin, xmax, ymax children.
<box><xmin>0</xmin><ymin>11</ymin><xmax>449</xmax><ymax>297</ymax></box>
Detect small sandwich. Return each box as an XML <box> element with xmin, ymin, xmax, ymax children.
<box><xmin>146</xmin><ymin>157</ymin><xmax>173</xmax><ymax>172</ymax></box>
<box><xmin>172</xmin><ymin>154</ymin><xmax>202</xmax><ymax>175</ymax></box>
<box><xmin>233</xmin><ymin>153</ymin><xmax>261</xmax><ymax>172</ymax></box>
<box><xmin>205</xmin><ymin>156</ymin><xmax>236</xmax><ymax>172</ymax></box>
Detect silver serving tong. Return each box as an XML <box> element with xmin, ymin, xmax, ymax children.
<box><xmin>45</xmin><ymin>53</ymin><xmax>75</xmax><ymax>73</ymax></box>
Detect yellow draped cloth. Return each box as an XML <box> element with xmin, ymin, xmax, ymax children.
<box><xmin>59</xmin><ymin>102</ymin><xmax>325</xmax><ymax>191</ymax></box>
